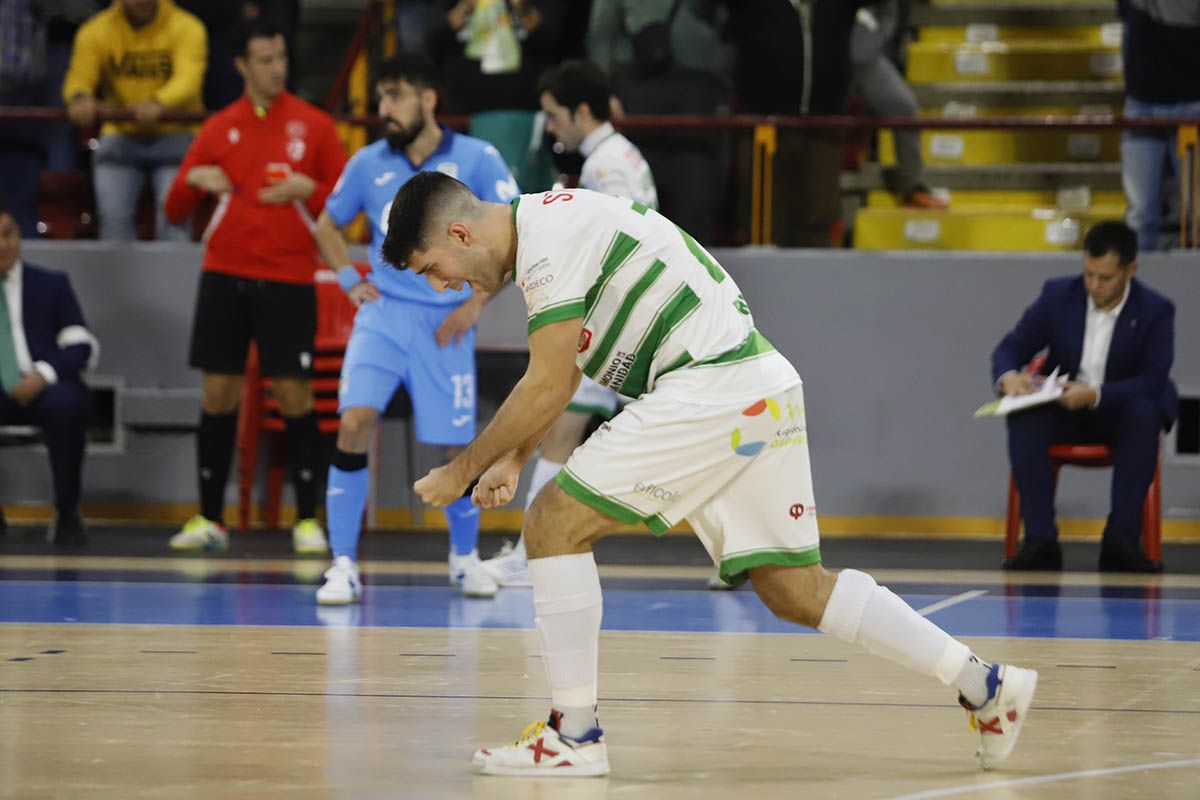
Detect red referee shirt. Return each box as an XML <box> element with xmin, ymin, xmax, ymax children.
<box><xmin>165</xmin><ymin>91</ymin><xmax>348</xmax><ymax>285</ymax></box>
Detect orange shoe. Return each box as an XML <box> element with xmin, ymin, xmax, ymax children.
<box><xmin>903</xmin><ymin>188</ymin><xmax>949</xmax><ymax>210</ymax></box>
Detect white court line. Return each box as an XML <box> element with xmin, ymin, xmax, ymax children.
<box><xmin>886</xmin><ymin>758</ymin><xmax>1200</xmax><ymax>799</ymax></box>
<box><xmin>916</xmin><ymin>590</ymin><xmax>989</xmax><ymax>617</ymax></box>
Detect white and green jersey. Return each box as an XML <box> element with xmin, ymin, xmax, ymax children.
<box><xmin>513</xmin><ymin>189</ymin><xmax>799</xmax><ymax>403</ymax></box>
<box><xmin>578</xmin><ymin>121</ymin><xmax>658</xmax><ymax>211</ymax></box>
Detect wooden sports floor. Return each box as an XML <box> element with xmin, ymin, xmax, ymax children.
<box><xmin>2</xmin><ymin>532</ymin><xmax>1198</xmax><ymax>799</ymax></box>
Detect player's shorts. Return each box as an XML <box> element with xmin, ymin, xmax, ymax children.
<box><xmin>565</xmin><ymin>376</ymin><xmax>622</xmax><ymax>419</ymax></box>
<box><xmin>556</xmin><ymin>380</ymin><xmax>818</xmax><ymax>587</ymax></box>
<box><xmin>338</xmin><ymin>294</ymin><xmax>476</xmax><ymax>446</ymax></box>
<box><xmin>189</xmin><ymin>270</ymin><xmax>315</xmax><ymax>377</ymax></box>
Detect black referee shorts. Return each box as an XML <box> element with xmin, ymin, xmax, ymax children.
<box><xmin>188</xmin><ymin>271</ymin><xmax>316</xmax><ymax>377</ymax></box>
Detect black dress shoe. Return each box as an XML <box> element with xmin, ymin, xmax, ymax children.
<box><xmin>1003</xmin><ymin>539</ymin><xmax>1063</xmax><ymax>571</ymax></box>
<box><xmin>46</xmin><ymin>511</ymin><xmax>87</xmax><ymax>547</ymax></box>
<box><xmin>1099</xmin><ymin>540</ymin><xmax>1163</xmax><ymax>573</ymax></box>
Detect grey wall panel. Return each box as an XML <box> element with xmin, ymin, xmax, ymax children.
<box><xmin>6</xmin><ymin>243</ymin><xmax>1198</xmax><ymax>524</ymax></box>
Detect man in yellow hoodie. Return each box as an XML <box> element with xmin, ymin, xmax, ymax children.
<box><xmin>62</xmin><ymin>0</ymin><xmax>207</xmax><ymax>241</ymax></box>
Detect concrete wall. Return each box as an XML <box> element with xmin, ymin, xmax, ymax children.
<box><xmin>4</xmin><ymin>242</ymin><xmax>1198</xmax><ymax>525</ymax></box>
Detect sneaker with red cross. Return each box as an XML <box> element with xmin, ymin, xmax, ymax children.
<box><xmin>472</xmin><ymin>711</ymin><xmax>609</xmax><ymax>777</ymax></box>
<box><xmin>959</xmin><ymin>663</ymin><xmax>1038</xmax><ymax>770</ymax></box>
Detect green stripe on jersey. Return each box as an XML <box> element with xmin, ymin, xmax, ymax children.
<box><xmin>691</xmin><ymin>329</ymin><xmax>776</xmax><ymax>368</ymax></box>
<box><xmin>528</xmin><ymin>299</ymin><xmax>586</xmax><ymax>334</ymax></box>
<box><xmin>582</xmin><ymin>259</ymin><xmax>667</xmax><ymax>377</ymax></box>
<box><xmin>586</xmin><ymin>231</ymin><xmax>641</xmax><ymax>315</ymax></box>
<box><xmin>678</xmin><ymin>225</ymin><xmax>726</xmax><ymax>283</ymax></box>
<box><xmin>631</xmin><ymin>201</ymin><xmax>650</xmax><ymax>215</ymax></box>
<box><xmin>620</xmin><ymin>283</ymin><xmax>701</xmax><ymax>398</ymax></box>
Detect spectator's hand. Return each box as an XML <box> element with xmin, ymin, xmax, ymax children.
<box><xmin>447</xmin><ymin>0</ymin><xmax>476</xmax><ymax>30</ymax></box>
<box><xmin>186</xmin><ymin>165</ymin><xmax>234</xmax><ymax>194</ymax></box>
<box><xmin>1000</xmin><ymin>371</ymin><xmax>1037</xmax><ymax>397</ymax></box>
<box><xmin>130</xmin><ymin>98</ymin><xmax>164</xmax><ymax>123</ymax></box>
<box><xmin>66</xmin><ymin>94</ymin><xmax>99</xmax><ymax>127</ymax></box>
<box><xmin>473</xmin><ymin>455</ymin><xmax>521</xmax><ymax>509</ymax></box>
<box><xmin>8</xmin><ymin>373</ymin><xmax>47</xmax><ymax>407</ymax></box>
<box><xmin>609</xmin><ymin>95</ymin><xmax>626</xmax><ymax>120</ymax></box>
<box><xmin>258</xmin><ymin>173</ymin><xmax>316</xmax><ymax>205</ymax></box>
<box><xmin>414</xmin><ymin>463</ymin><xmax>470</xmax><ymax>508</ymax></box>
<box><xmin>435</xmin><ymin>295</ymin><xmax>483</xmax><ymax>347</ymax></box>
<box><xmin>347</xmin><ymin>279</ymin><xmax>381</xmax><ymax>306</ymax></box>
<box><xmin>1057</xmin><ymin>381</ymin><xmax>1098</xmax><ymax>411</ymax></box>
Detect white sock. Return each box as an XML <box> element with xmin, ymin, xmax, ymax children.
<box><xmin>818</xmin><ymin>569</ymin><xmax>972</xmax><ymax>685</ymax></box>
<box><xmin>529</xmin><ymin>552</ymin><xmax>602</xmax><ymax>736</ymax></box>
<box><xmin>524</xmin><ymin>457</ymin><xmax>565</xmax><ymax>511</ymax></box>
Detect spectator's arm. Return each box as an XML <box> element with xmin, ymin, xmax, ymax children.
<box><xmin>61</xmin><ymin>20</ymin><xmax>102</xmax><ymax>104</ymax></box>
<box><xmin>154</xmin><ymin>16</ymin><xmax>208</xmax><ymax>109</ymax></box>
<box><xmin>303</xmin><ymin>120</ymin><xmax>350</xmax><ymax>219</ymax></box>
<box><xmin>991</xmin><ymin>281</ymin><xmax>1054</xmax><ymax>386</ymax></box>
<box><xmin>38</xmin><ymin>274</ymin><xmax>96</xmax><ymax>384</ymax></box>
<box><xmin>516</xmin><ymin>0</ymin><xmax>566</xmax><ymax>58</ymax></box>
<box><xmin>1097</xmin><ymin>301</ymin><xmax>1174</xmax><ymax>410</ymax></box>
<box><xmin>164</xmin><ymin>121</ymin><xmax>217</xmax><ymax>222</ymax></box>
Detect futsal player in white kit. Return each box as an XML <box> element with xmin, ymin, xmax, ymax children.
<box><xmin>386</xmin><ymin>172</ymin><xmax>1038</xmax><ymax>777</ymax></box>
<box><xmin>482</xmin><ymin>59</ymin><xmax>663</xmax><ymax>588</ymax></box>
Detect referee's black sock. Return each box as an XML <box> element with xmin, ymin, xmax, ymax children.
<box><xmin>285</xmin><ymin>410</ymin><xmax>321</xmax><ymax>520</ymax></box>
<box><xmin>197</xmin><ymin>411</ymin><xmax>238</xmax><ymax>523</ymax></box>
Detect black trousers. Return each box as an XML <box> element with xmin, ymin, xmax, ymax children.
<box><xmin>0</xmin><ymin>380</ymin><xmax>89</xmax><ymax>513</ymax></box>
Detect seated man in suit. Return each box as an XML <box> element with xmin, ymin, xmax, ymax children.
<box><xmin>0</xmin><ymin>202</ymin><xmax>96</xmax><ymax>545</ymax></box>
<box><xmin>993</xmin><ymin>220</ymin><xmax>1175</xmax><ymax>573</ymax></box>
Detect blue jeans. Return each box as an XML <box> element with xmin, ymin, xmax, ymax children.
<box><xmin>1121</xmin><ymin>97</ymin><xmax>1200</xmax><ymax>252</ymax></box>
<box><xmin>92</xmin><ymin>132</ymin><xmax>193</xmax><ymax>241</ymax></box>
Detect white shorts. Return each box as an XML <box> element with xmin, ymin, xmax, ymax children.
<box><xmin>556</xmin><ymin>381</ymin><xmax>819</xmax><ymax>586</ymax></box>
<box><xmin>565</xmin><ymin>375</ymin><xmax>622</xmax><ymax>418</ymax></box>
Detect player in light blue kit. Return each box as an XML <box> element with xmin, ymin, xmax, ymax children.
<box><xmin>312</xmin><ymin>53</ymin><xmax>518</xmax><ymax>604</ymax></box>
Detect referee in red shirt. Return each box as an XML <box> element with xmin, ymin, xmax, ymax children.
<box><xmin>164</xmin><ymin>17</ymin><xmax>347</xmax><ymax>553</ymax></box>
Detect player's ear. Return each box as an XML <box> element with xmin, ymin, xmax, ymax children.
<box><xmin>448</xmin><ymin>220</ymin><xmax>470</xmax><ymax>246</ymax></box>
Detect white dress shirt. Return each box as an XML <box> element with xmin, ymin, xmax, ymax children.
<box><xmin>1076</xmin><ymin>282</ymin><xmax>1130</xmax><ymax>406</ymax></box>
<box><xmin>2</xmin><ymin>259</ymin><xmax>60</xmax><ymax>385</ymax></box>
<box><xmin>578</xmin><ymin>122</ymin><xmax>660</xmax><ymax>210</ymax></box>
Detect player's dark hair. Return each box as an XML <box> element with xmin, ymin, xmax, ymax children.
<box><xmin>376</xmin><ymin>52</ymin><xmax>442</xmax><ymax>93</ymax></box>
<box><xmin>232</xmin><ymin>16</ymin><xmax>288</xmax><ymax>59</ymax></box>
<box><xmin>1083</xmin><ymin>220</ymin><xmax>1138</xmax><ymax>266</ymax></box>
<box><xmin>381</xmin><ymin>171</ymin><xmax>475</xmax><ymax>270</ymax></box>
<box><xmin>537</xmin><ymin>60</ymin><xmax>612</xmax><ymax>122</ymax></box>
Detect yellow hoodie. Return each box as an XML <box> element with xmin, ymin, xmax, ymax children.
<box><xmin>62</xmin><ymin>0</ymin><xmax>207</xmax><ymax>136</ymax></box>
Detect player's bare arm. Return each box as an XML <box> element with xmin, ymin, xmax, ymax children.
<box><xmin>414</xmin><ymin>317</ymin><xmax>583</xmax><ymax>507</ymax></box>
<box><xmin>314</xmin><ymin>210</ymin><xmax>380</xmax><ymax>305</ymax></box>
<box><xmin>436</xmin><ymin>289</ymin><xmax>491</xmax><ymax>347</ymax></box>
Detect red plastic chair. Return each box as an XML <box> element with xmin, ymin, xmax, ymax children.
<box><xmin>235</xmin><ymin>266</ymin><xmax>366</xmax><ymax>530</ymax></box>
<box><xmin>1004</xmin><ymin>444</ymin><xmax>1162</xmax><ymax>561</ymax></box>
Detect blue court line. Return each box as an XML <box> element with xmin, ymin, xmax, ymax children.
<box><xmin>2</xmin><ymin>568</ymin><xmax>1197</xmax><ymax>599</ymax></box>
<box><xmin>0</xmin><ymin>580</ymin><xmax>1197</xmax><ymax>641</ymax></box>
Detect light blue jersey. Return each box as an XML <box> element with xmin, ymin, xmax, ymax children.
<box><xmin>325</xmin><ymin>125</ymin><xmax>519</xmax><ymax>306</ymax></box>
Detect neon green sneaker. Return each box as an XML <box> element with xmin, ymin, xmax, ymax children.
<box><xmin>292</xmin><ymin>518</ymin><xmax>329</xmax><ymax>554</ymax></box>
<box><xmin>168</xmin><ymin>515</ymin><xmax>229</xmax><ymax>552</ymax></box>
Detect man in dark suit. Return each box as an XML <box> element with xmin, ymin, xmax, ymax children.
<box><xmin>992</xmin><ymin>220</ymin><xmax>1175</xmax><ymax>573</ymax></box>
<box><xmin>0</xmin><ymin>202</ymin><xmax>95</xmax><ymax>545</ymax></box>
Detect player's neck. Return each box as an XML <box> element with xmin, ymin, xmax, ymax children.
<box><xmin>405</xmin><ymin>120</ymin><xmax>444</xmax><ymax>166</ymax></box>
<box><xmin>246</xmin><ymin>88</ymin><xmax>282</xmax><ymax>115</ymax></box>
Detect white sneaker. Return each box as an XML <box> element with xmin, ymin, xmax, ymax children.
<box><xmin>472</xmin><ymin>716</ymin><xmax>609</xmax><ymax>777</ymax></box>
<box><xmin>482</xmin><ymin>538</ymin><xmax>531</xmax><ymax>587</ymax></box>
<box><xmin>960</xmin><ymin>664</ymin><xmax>1039</xmax><ymax>770</ymax></box>
<box><xmin>316</xmin><ymin>555</ymin><xmax>362</xmax><ymax>605</ymax></box>
<box><xmin>706</xmin><ymin>566</ymin><xmax>734</xmax><ymax>590</ymax></box>
<box><xmin>169</xmin><ymin>515</ymin><xmax>229</xmax><ymax>552</ymax></box>
<box><xmin>450</xmin><ymin>549</ymin><xmax>499</xmax><ymax>598</ymax></box>
<box><xmin>292</xmin><ymin>518</ymin><xmax>329</xmax><ymax>554</ymax></box>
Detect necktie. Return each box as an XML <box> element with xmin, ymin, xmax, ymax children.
<box><xmin>0</xmin><ymin>272</ymin><xmax>23</xmax><ymax>390</ymax></box>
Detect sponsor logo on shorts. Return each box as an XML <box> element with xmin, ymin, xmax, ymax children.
<box><xmin>732</xmin><ymin>397</ymin><xmax>806</xmax><ymax>456</ymax></box>
<box><xmin>578</xmin><ymin>328</ymin><xmax>592</xmax><ymax>353</ymax></box>
<box><xmin>451</xmin><ymin>414</ymin><xmax>472</xmax><ymax>428</ymax></box>
<box><xmin>635</xmin><ymin>482</ymin><xmax>679</xmax><ymax>503</ymax></box>
<box><xmin>788</xmin><ymin>503</ymin><xmax>815</xmax><ymax>519</ymax></box>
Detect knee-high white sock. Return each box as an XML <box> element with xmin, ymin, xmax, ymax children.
<box><xmin>524</xmin><ymin>457</ymin><xmax>565</xmax><ymax>512</ymax></box>
<box><xmin>818</xmin><ymin>569</ymin><xmax>975</xmax><ymax>687</ymax></box>
<box><xmin>530</xmin><ymin>552</ymin><xmax>602</xmax><ymax>737</ymax></box>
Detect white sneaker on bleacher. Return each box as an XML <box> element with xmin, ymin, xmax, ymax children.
<box><xmin>316</xmin><ymin>555</ymin><xmax>362</xmax><ymax>605</ymax></box>
<box><xmin>169</xmin><ymin>515</ymin><xmax>229</xmax><ymax>552</ymax></box>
